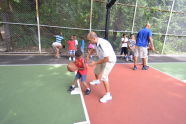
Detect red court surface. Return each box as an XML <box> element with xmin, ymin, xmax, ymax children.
<box><xmin>84</xmin><ymin>64</ymin><xmax>186</xmax><ymax>124</ymax></box>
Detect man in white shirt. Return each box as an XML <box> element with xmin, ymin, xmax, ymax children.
<box><xmin>87</xmin><ymin>32</ymin><xmax>116</xmax><ymax>103</ymax></box>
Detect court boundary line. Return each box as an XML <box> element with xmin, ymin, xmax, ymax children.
<box><xmin>0</xmin><ymin>64</ymin><xmax>90</xmax><ymax>124</ymax></box>
<box><xmin>115</xmin><ymin>63</ymin><xmax>186</xmax><ymax>83</ymax></box>
<box><xmin>72</xmin><ymin>80</ymin><xmax>90</xmax><ymax>124</ymax></box>
<box><xmin>0</xmin><ymin>64</ymin><xmax>66</xmax><ymax>66</ymax></box>
<box><xmin>150</xmin><ymin>63</ymin><xmax>186</xmax><ymax>83</ymax></box>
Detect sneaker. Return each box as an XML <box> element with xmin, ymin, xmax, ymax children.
<box><xmin>126</xmin><ymin>57</ymin><xmax>129</xmax><ymax>62</ymax></box>
<box><xmin>69</xmin><ymin>57</ymin><xmax>72</xmax><ymax>61</ymax></box>
<box><xmin>142</xmin><ymin>65</ymin><xmax>149</xmax><ymax>70</ymax></box>
<box><xmin>90</xmin><ymin>80</ymin><xmax>100</xmax><ymax>85</ymax></box>
<box><xmin>56</xmin><ymin>55</ymin><xmax>60</xmax><ymax>59</ymax></box>
<box><xmin>100</xmin><ymin>94</ymin><xmax>112</xmax><ymax>103</ymax></box>
<box><xmin>85</xmin><ymin>89</ymin><xmax>91</xmax><ymax>95</ymax></box>
<box><xmin>68</xmin><ymin>85</ymin><xmax>75</xmax><ymax>91</ymax></box>
<box><xmin>133</xmin><ymin>66</ymin><xmax>137</xmax><ymax>70</ymax></box>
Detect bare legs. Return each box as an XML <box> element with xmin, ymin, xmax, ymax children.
<box><xmin>94</xmin><ymin>73</ymin><xmax>110</xmax><ymax>93</ymax></box>
<box><xmin>54</xmin><ymin>46</ymin><xmax>62</xmax><ymax>58</ymax></box>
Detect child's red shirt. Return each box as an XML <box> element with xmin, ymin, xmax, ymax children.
<box><xmin>75</xmin><ymin>57</ymin><xmax>87</xmax><ymax>75</ymax></box>
<box><xmin>67</xmin><ymin>40</ymin><xmax>76</xmax><ymax>50</ymax></box>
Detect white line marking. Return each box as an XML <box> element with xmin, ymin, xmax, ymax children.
<box><xmin>70</xmin><ymin>74</ymin><xmax>90</xmax><ymax>124</ymax></box>
<box><xmin>0</xmin><ymin>64</ymin><xmax>91</xmax><ymax>124</ymax></box>
<box><xmin>182</xmin><ymin>80</ymin><xmax>186</xmax><ymax>83</ymax></box>
<box><xmin>71</xmin><ymin>87</ymin><xmax>81</xmax><ymax>95</ymax></box>
<box><xmin>150</xmin><ymin>65</ymin><xmax>186</xmax><ymax>84</ymax></box>
<box><xmin>0</xmin><ymin>64</ymin><xmax>66</xmax><ymax>66</ymax></box>
<box><xmin>74</xmin><ymin>121</ymin><xmax>89</xmax><ymax>124</ymax></box>
<box><xmin>149</xmin><ymin>62</ymin><xmax>186</xmax><ymax>64</ymax></box>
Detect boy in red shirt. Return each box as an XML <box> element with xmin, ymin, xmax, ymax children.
<box><xmin>68</xmin><ymin>50</ymin><xmax>91</xmax><ymax>95</ymax></box>
<box><xmin>67</xmin><ymin>36</ymin><xmax>76</xmax><ymax>61</ymax></box>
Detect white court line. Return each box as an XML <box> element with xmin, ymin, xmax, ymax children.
<box><xmin>115</xmin><ymin>63</ymin><xmax>186</xmax><ymax>83</ymax></box>
<box><xmin>150</xmin><ymin>65</ymin><xmax>186</xmax><ymax>84</ymax></box>
<box><xmin>71</xmin><ymin>80</ymin><xmax>90</xmax><ymax>124</ymax></box>
<box><xmin>0</xmin><ymin>64</ymin><xmax>66</xmax><ymax>66</ymax></box>
<box><xmin>70</xmin><ymin>71</ymin><xmax>90</xmax><ymax>124</ymax></box>
<box><xmin>149</xmin><ymin>62</ymin><xmax>186</xmax><ymax>64</ymax></box>
<box><xmin>0</xmin><ymin>64</ymin><xmax>90</xmax><ymax>124</ymax></box>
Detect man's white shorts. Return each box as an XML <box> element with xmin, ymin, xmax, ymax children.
<box><xmin>52</xmin><ymin>42</ymin><xmax>62</xmax><ymax>47</ymax></box>
<box><xmin>94</xmin><ymin>62</ymin><xmax>115</xmax><ymax>82</ymax></box>
<box><xmin>134</xmin><ymin>46</ymin><xmax>148</xmax><ymax>58</ymax></box>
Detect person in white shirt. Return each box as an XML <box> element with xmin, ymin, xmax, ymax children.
<box><xmin>73</xmin><ymin>35</ymin><xmax>78</xmax><ymax>49</ymax></box>
<box><xmin>87</xmin><ymin>32</ymin><xmax>116</xmax><ymax>103</ymax></box>
<box><xmin>120</xmin><ymin>33</ymin><xmax>129</xmax><ymax>61</ymax></box>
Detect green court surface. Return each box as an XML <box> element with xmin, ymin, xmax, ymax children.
<box><xmin>150</xmin><ymin>63</ymin><xmax>186</xmax><ymax>82</ymax></box>
<box><xmin>0</xmin><ymin>65</ymin><xmax>86</xmax><ymax>124</ymax></box>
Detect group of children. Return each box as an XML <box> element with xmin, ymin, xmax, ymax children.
<box><xmin>52</xmin><ymin>32</ymin><xmax>94</xmax><ymax>61</ymax></box>
<box><xmin>52</xmin><ymin>32</ymin><xmax>136</xmax><ymax>62</ymax></box>
<box><xmin>120</xmin><ymin>33</ymin><xmax>136</xmax><ymax>62</ymax></box>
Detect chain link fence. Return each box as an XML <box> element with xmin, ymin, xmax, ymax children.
<box><xmin>0</xmin><ymin>0</ymin><xmax>186</xmax><ymax>55</ymax></box>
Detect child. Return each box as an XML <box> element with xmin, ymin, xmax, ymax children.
<box><xmin>67</xmin><ymin>35</ymin><xmax>76</xmax><ymax>61</ymax></box>
<box><xmin>80</xmin><ymin>36</ymin><xmax>85</xmax><ymax>54</ymax></box>
<box><xmin>120</xmin><ymin>33</ymin><xmax>129</xmax><ymax>61</ymax></box>
<box><xmin>52</xmin><ymin>32</ymin><xmax>64</xmax><ymax>58</ymax></box>
<box><xmin>88</xmin><ymin>43</ymin><xmax>94</xmax><ymax>59</ymax></box>
<box><xmin>68</xmin><ymin>50</ymin><xmax>91</xmax><ymax>95</ymax></box>
<box><xmin>73</xmin><ymin>35</ymin><xmax>78</xmax><ymax>49</ymax></box>
<box><xmin>128</xmin><ymin>34</ymin><xmax>136</xmax><ymax>61</ymax></box>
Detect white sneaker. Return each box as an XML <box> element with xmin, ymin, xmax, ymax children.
<box><xmin>100</xmin><ymin>94</ymin><xmax>112</xmax><ymax>103</ymax></box>
<box><xmin>69</xmin><ymin>57</ymin><xmax>72</xmax><ymax>61</ymax></box>
<box><xmin>126</xmin><ymin>57</ymin><xmax>129</xmax><ymax>61</ymax></box>
<box><xmin>90</xmin><ymin>80</ymin><xmax>100</xmax><ymax>85</ymax></box>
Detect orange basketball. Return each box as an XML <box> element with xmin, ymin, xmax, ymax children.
<box><xmin>67</xmin><ymin>62</ymin><xmax>78</xmax><ymax>72</ymax></box>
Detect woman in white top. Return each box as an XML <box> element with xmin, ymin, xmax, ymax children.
<box><xmin>120</xmin><ymin>33</ymin><xmax>129</xmax><ymax>61</ymax></box>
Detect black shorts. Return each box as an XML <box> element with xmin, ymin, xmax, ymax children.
<box><xmin>120</xmin><ymin>47</ymin><xmax>128</xmax><ymax>55</ymax></box>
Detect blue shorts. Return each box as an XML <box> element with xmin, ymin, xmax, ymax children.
<box><xmin>75</xmin><ymin>72</ymin><xmax>87</xmax><ymax>82</ymax></box>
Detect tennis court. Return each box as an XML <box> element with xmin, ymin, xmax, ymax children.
<box><xmin>0</xmin><ymin>65</ymin><xmax>87</xmax><ymax>124</ymax></box>
<box><xmin>0</xmin><ymin>55</ymin><xmax>186</xmax><ymax>124</ymax></box>
<box><xmin>1</xmin><ymin>0</ymin><xmax>186</xmax><ymax>123</ymax></box>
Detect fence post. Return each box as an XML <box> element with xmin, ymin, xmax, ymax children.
<box><xmin>36</xmin><ymin>0</ymin><xmax>41</xmax><ymax>53</ymax></box>
<box><xmin>161</xmin><ymin>0</ymin><xmax>176</xmax><ymax>54</ymax></box>
<box><xmin>131</xmin><ymin>0</ymin><xmax>138</xmax><ymax>34</ymax></box>
<box><xmin>89</xmin><ymin>0</ymin><xmax>93</xmax><ymax>32</ymax></box>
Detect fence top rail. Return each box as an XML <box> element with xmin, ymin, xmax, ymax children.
<box><xmin>1</xmin><ymin>21</ymin><xmax>186</xmax><ymax>37</ymax></box>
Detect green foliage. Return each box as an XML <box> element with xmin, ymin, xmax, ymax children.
<box><xmin>0</xmin><ymin>0</ymin><xmax>186</xmax><ymax>54</ymax></box>
<box><xmin>13</xmin><ymin>0</ymin><xmax>21</xmax><ymax>3</ymax></box>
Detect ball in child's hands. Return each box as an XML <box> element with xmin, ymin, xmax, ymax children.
<box><xmin>67</xmin><ymin>62</ymin><xmax>78</xmax><ymax>72</ymax></box>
